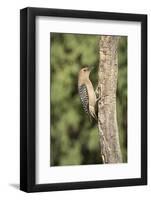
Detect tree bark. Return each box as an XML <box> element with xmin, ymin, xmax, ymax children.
<box><xmin>97</xmin><ymin>36</ymin><xmax>122</xmax><ymax>163</ymax></box>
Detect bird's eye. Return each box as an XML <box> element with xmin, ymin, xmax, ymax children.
<box><xmin>83</xmin><ymin>69</ymin><xmax>87</xmax><ymax>72</ymax></box>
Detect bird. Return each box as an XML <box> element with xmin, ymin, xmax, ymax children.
<box><xmin>78</xmin><ymin>66</ymin><xmax>97</xmax><ymax>121</ymax></box>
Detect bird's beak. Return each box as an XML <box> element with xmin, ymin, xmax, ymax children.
<box><xmin>89</xmin><ymin>66</ymin><xmax>94</xmax><ymax>71</ymax></box>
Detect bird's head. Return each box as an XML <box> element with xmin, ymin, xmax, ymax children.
<box><xmin>79</xmin><ymin>66</ymin><xmax>93</xmax><ymax>78</ymax></box>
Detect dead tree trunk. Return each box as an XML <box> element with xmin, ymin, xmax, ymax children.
<box><xmin>97</xmin><ymin>36</ymin><xmax>122</xmax><ymax>163</ymax></box>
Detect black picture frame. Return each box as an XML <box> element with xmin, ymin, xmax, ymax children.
<box><xmin>20</xmin><ymin>7</ymin><xmax>147</xmax><ymax>192</ymax></box>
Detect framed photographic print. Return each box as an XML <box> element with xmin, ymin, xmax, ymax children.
<box><xmin>20</xmin><ymin>7</ymin><xmax>147</xmax><ymax>192</ymax></box>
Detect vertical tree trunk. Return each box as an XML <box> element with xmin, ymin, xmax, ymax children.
<box><xmin>97</xmin><ymin>36</ymin><xmax>122</xmax><ymax>163</ymax></box>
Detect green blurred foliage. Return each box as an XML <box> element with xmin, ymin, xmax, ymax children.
<box><xmin>50</xmin><ymin>33</ymin><xmax>127</xmax><ymax>166</ymax></box>
<box><xmin>117</xmin><ymin>37</ymin><xmax>127</xmax><ymax>162</ymax></box>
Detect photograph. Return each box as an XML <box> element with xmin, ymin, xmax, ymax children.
<box><xmin>20</xmin><ymin>7</ymin><xmax>147</xmax><ymax>192</ymax></box>
<box><xmin>50</xmin><ymin>33</ymin><xmax>127</xmax><ymax>166</ymax></box>
<box><xmin>0</xmin><ymin>0</ymin><xmax>148</xmax><ymax>197</ymax></box>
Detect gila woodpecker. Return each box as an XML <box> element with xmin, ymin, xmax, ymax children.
<box><xmin>78</xmin><ymin>67</ymin><xmax>97</xmax><ymax>120</ymax></box>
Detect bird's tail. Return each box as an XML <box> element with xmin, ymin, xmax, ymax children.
<box><xmin>89</xmin><ymin>106</ymin><xmax>98</xmax><ymax>121</ymax></box>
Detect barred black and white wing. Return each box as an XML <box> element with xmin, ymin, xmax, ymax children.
<box><xmin>78</xmin><ymin>84</ymin><xmax>89</xmax><ymax>115</ymax></box>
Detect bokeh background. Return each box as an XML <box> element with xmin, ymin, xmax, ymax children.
<box><xmin>50</xmin><ymin>33</ymin><xmax>127</xmax><ymax>166</ymax></box>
